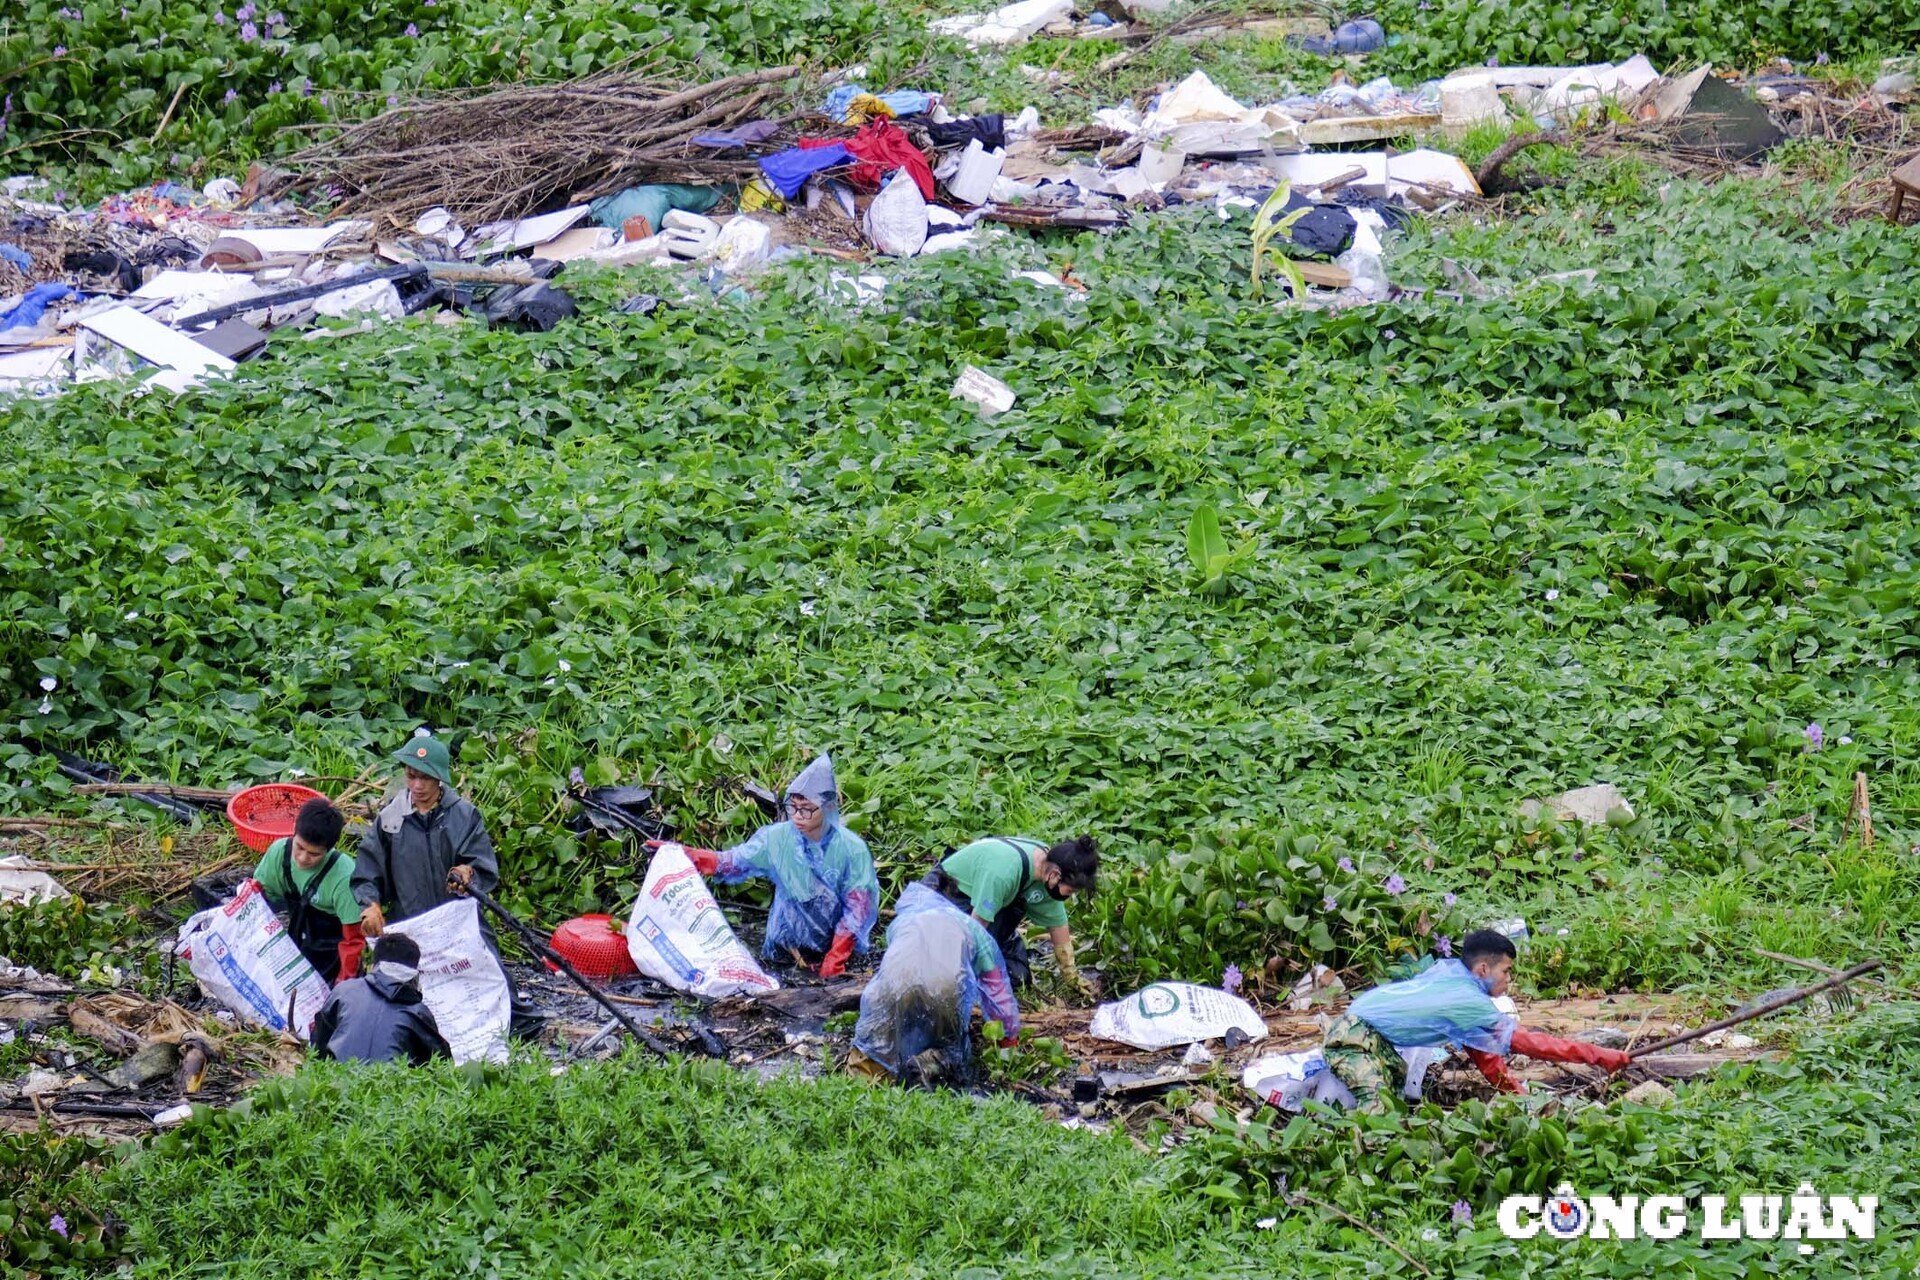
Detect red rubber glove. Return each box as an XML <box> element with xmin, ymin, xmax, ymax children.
<box><xmin>1510</xmin><ymin>1027</ymin><xmax>1632</xmax><ymax>1072</ymax></box>
<box><xmin>649</xmin><ymin>840</ymin><xmax>721</xmax><ymax>876</ymax></box>
<box><xmin>336</xmin><ymin>923</ymin><xmax>366</xmax><ymax>983</ymax></box>
<box><xmin>998</xmin><ymin>1036</ymin><xmax>1020</xmax><ymax>1049</ymax></box>
<box><xmin>1465</xmin><ymin>1048</ymin><xmax>1526</xmax><ymax>1093</ymax></box>
<box><xmin>819</xmin><ymin>932</ymin><xmax>856</xmax><ymax>978</ymax></box>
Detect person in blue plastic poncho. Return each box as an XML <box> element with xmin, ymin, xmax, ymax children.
<box><xmin>849</xmin><ymin>883</ymin><xmax>1020</xmax><ymax>1084</ymax></box>
<box><xmin>1323</xmin><ymin>929</ymin><xmax>1633</xmax><ymax>1112</ymax></box>
<box><xmin>680</xmin><ymin>755</ymin><xmax>878</xmax><ymax>976</ymax></box>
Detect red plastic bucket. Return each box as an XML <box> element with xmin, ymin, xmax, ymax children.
<box><xmin>226</xmin><ymin>783</ymin><xmax>329</xmax><ymax>854</ymax></box>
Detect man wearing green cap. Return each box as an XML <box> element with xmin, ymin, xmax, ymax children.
<box><xmin>351</xmin><ymin>734</ymin><xmax>500</xmax><ymax>940</ymax></box>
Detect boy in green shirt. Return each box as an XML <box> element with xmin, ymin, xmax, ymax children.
<box><xmin>925</xmin><ymin>834</ymin><xmax>1098</xmax><ymax>995</ymax></box>
<box><xmin>253</xmin><ymin>797</ymin><xmax>364</xmax><ymax>984</ymax></box>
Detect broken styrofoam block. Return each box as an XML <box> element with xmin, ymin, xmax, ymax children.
<box><xmin>920</xmin><ymin>229</ymin><xmax>979</xmax><ymax>255</ymax></box>
<box><xmin>1266</xmin><ymin>152</ymin><xmax>1390</xmax><ymax>198</ymax></box>
<box><xmin>1440</xmin><ymin>73</ymin><xmax>1507</xmax><ymax>129</ymax></box>
<box><xmin>79</xmin><ymin>307</ymin><xmax>237</xmax><ymax>381</ymax></box>
<box><xmin>944</xmin><ymin>139</ymin><xmax>1007</xmax><ymax>205</ymax></box>
<box><xmin>1520</xmin><ymin>783</ymin><xmax>1635</xmax><ymax>827</ymax></box>
<box><xmin>951</xmin><ymin>365</ymin><xmax>1015</xmax><ymax>416</ymax></box>
<box><xmin>1146</xmin><ymin>70</ymin><xmax>1253</xmax><ymax>127</ymax></box>
<box><xmin>711</xmin><ymin>216</ymin><xmax>773</xmax><ymax>275</ymax></box>
<box><xmin>863</xmin><ymin>170</ymin><xmax>929</xmax><ymax>257</ymax></box>
<box><xmin>1107</xmin><ymin>167</ymin><xmax>1151</xmax><ymax>201</ymax></box>
<box><xmin>1387</xmin><ymin>148</ymin><xmax>1481</xmax><ymax>198</ymax></box>
<box><xmin>661</xmin><ymin>213</ymin><xmax>720</xmax><ymax>260</ymax></box>
<box><xmin>1139</xmin><ymin>142</ymin><xmax>1185</xmax><ymax>188</ymax></box>
<box><xmin>930</xmin><ymin>0</ymin><xmax>1071</xmax><ymax>47</ymax></box>
<box><xmin>584</xmin><ymin>234</ymin><xmax>672</xmax><ymax>267</ymax></box>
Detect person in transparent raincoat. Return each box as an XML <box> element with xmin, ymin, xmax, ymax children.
<box><xmin>682</xmin><ymin>754</ymin><xmax>878</xmax><ymax>976</ymax></box>
<box><xmin>851</xmin><ymin>883</ymin><xmax>1021</xmax><ymax>1083</ymax></box>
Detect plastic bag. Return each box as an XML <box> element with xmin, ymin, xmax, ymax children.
<box><xmin>1089</xmin><ymin>982</ymin><xmax>1268</xmax><ymax>1050</ymax></box>
<box><xmin>1244</xmin><ymin>1045</ymin><xmax>1440</xmax><ymax>1110</ymax></box>
<box><xmin>863</xmin><ymin>170</ymin><xmax>929</xmax><ymax>257</ymax></box>
<box><xmin>626</xmin><ymin>843</ymin><xmax>779</xmax><ymax>998</ymax></box>
<box><xmin>176</xmin><ymin>879</ymin><xmax>330</xmax><ymax>1039</ymax></box>
<box><xmin>384</xmin><ymin>898</ymin><xmax>511</xmax><ymax>1065</ymax></box>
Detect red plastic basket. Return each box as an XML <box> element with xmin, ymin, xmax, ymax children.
<box><xmin>226</xmin><ymin>783</ymin><xmax>329</xmax><ymax>854</ymax></box>
<box><xmin>548</xmin><ymin>914</ymin><xmax>638</xmax><ymax>981</ymax></box>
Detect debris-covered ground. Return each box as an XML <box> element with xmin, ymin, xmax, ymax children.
<box><xmin>5</xmin><ymin>0</ymin><xmax>1920</xmax><ymax>1275</ymax></box>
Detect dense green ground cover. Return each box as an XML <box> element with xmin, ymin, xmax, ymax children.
<box><xmin>5</xmin><ymin>157</ymin><xmax>1918</xmax><ymax>993</ymax></box>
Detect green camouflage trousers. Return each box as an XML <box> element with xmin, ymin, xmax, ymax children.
<box><xmin>1323</xmin><ymin>1012</ymin><xmax>1403</xmax><ymax>1114</ymax></box>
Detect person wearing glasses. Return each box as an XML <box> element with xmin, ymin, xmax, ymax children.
<box><xmin>681</xmin><ymin>754</ymin><xmax>878</xmax><ymax>977</ymax></box>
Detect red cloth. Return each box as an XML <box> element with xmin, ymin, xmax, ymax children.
<box><xmin>799</xmin><ymin>122</ymin><xmax>935</xmax><ymax>200</ymax></box>
<box><xmin>336</xmin><ymin>923</ymin><xmax>366</xmax><ymax>984</ymax></box>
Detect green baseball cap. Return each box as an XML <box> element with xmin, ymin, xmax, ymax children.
<box><xmin>393</xmin><ymin>735</ymin><xmax>452</xmax><ymax>785</ymax></box>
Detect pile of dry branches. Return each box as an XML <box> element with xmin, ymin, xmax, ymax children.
<box><xmin>276</xmin><ymin>63</ymin><xmax>805</xmax><ymax>228</ymax></box>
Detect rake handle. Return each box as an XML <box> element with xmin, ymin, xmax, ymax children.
<box><xmin>1628</xmin><ymin>960</ymin><xmax>1883</xmax><ymax>1060</ymax></box>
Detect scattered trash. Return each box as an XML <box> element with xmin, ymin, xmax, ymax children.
<box><xmin>930</xmin><ymin>0</ymin><xmax>1072</xmax><ymax>48</ymax></box>
<box><xmin>950</xmin><ymin>365</ymin><xmax>1016</xmax><ymax>417</ymax></box>
<box><xmin>1242</xmin><ymin>1050</ymin><xmax>1358</xmax><ymax>1110</ymax></box>
<box><xmin>1521</xmin><ymin>783</ymin><xmax>1635</xmax><ymax>828</ymax></box>
<box><xmin>1181</xmin><ymin>1042</ymin><xmax>1214</xmax><ymax>1067</ymax></box>
<box><xmin>1089</xmin><ymin>982</ymin><xmax>1268</xmax><ymax>1051</ymax></box>
<box><xmin>942</xmin><ymin>139</ymin><xmax>1007</xmax><ymax>205</ymax></box>
<box><xmin>624</xmin><ymin>842</ymin><xmax>779</xmax><ymax>999</ymax></box>
<box><xmin>1647</xmin><ymin>66</ymin><xmax>1784</xmax><ymax>161</ymax></box>
<box><xmin>0</xmin><ymin>855</ymin><xmax>73</xmax><ymax>907</ymax></box>
<box><xmin>1697</xmin><ymin>1029</ymin><xmax>1757</xmax><ymax>1050</ymax></box>
<box><xmin>1287</xmin><ymin>963</ymin><xmax>1345</xmax><ymax>1012</ymax></box>
<box><xmin>711</xmin><ymin>216</ymin><xmax>773</xmax><ymax>276</ymax></box>
<box><xmin>1622</xmin><ymin>1080</ymin><xmax>1676</xmax><ymax>1107</ymax></box>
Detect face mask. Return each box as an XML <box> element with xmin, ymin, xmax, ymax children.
<box><xmin>1045</xmin><ymin>882</ymin><xmax>1072</xmax><ymax>902</ymax></box>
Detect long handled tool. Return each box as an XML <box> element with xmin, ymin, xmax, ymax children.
<box><xmin>460</xmin><ymin>883</ymin><xmax>674</xmax><ymax>1060</ymax></box>
<box><xmin>1627</xmin><ymin>960</ymin><xmax>1883</xmax><ymax>1060</ymax></box>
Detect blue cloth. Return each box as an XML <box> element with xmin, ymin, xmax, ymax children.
<box><xmin>759</xmin><ymin>145</ymin><xmax>850</xmax><ymax>199</ymax></box>
<box><xmin>1347</xmin><ymin>958</ymin><xmax>1516</xmax><ymax>1055</ymax></box>
<box><xmin>822</xmin><ymin>85</ymin><xmax>936</xmax><ymax>123</ymax></box>
<box><xmin>691</xmin><ymin>120</ymin><xmax>780</xmax><ymax>149</ymax></box>
<box><xmin>852</xmin><ymin>883</ymin><xmax>1018</xmax><ymax>1078</ymax></box>
<box><xmin>0</xmin><ymin>283</ymin><xmax>74</xmax><ymax>332</ymax></box>
<box><xmin>0</xmin><ymin>244</ymin><xmax>30</xmax><ymax>272</ymax></box>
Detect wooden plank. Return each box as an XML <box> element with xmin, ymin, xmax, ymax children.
<box><xmin>1297</xmin><ymin>260</ymin><xmax>1352</xmax><ymax>289</ymax></box>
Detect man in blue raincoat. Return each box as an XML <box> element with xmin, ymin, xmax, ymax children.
<box><xmin>1323</xmin><ymin>929</ymin><xmax>1632</xmax><ymax>1111</ymax></box>
<box><xmin>849</xmin><ymin>883</ymin><xmax>1020</xmax><ymax>1084</ymax></box>
<box><xmin>681</xmin><ymin>755</ymin><xmax>878</xmax><ymax>977</ymax></box>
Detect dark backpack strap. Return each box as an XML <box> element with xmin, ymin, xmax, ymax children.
<box><xmin>991</xmin><ymin>837</ymin><xmax>1036</xmax><ymax>898</ymax></box>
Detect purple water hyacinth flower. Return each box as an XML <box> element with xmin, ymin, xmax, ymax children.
<box><xmin>1435</xmin><ymin>934</ymin><xmax>1452</xmax><ymax>956</ymax></box>
<box><xmin>1321</xmin><ymin>894</ymin><xmax>1337</xmax><ymax>911</ymax></box>
<box><xmin>236</xmin><ymin>0</ymin><xmax>255</xmax><ymax>18</ymax></box>
<box><xmin>1337</xmin><ymin>856</ymin><xmax>1354</xmax><ymax>873</ymax></box>
<box><xmin>1805</xmin><ymin>722</ymin><xmax>1823</xmax><ymax>751</ymax></box>
<box><xmin>59</xmin><ymin>6</ymin><xmax>82</xmax><ymax>19</ymax></box>
<box><xmin>50</xmin><ymin>1214</ymin><xmax>69</xmax><ymax>1239</ymax></box>
<box><xmin>239</xmin><ymin>19</ymin><xmax>258</xmax><ymax>40</ymax></box>
<box><xmin>268</xmin><ymin>80</ymin><xmax>282</xmax><ymax>93</ymax></box>
<box><xmin>1384</xmin><ymin>874</ymin><xmax>1406</xmax><ymax>895</ymax></box>
<box><xmin>224</xmin><ymin>88</ymin><xmax>238</xmax><ymax>103</ymax></box>
<box><xmin>1443</xmin><ymin>892</ymin><xmax>1457</xmax><ymax>906</ymax></box>
<box><xmin>300</xmin><ymin>77</ymin><xmax>313</xmax><ymax>96</ymax></box>
<box><xmin>1222</xmin><ymin>963</ymin><xmax>1242</xmax><ymax>995</ymax></box>
<box><xmin>1451</xmin><ymin>1200</ymin><xmax>1472</xmax><ymax>1226</ymax></box>
<box><xmin>213</xmin><ymin>10</ymin><xmax>225</xmax><ymax>22</ymax></box>
<box><xmin>53</xmin><ymin>45</ymin><xmax>66</xmax><ymax>55</ymax></box>
<box><xmin>404</xmin><ymin>21</ymin><xmax>418</xmax><ymax>35</ymax></box>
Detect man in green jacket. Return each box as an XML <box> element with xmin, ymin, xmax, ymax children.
<box><xmin>926</xmin><ymin>835</ymin><xmax>1098</xmax><ymax>995</ymax></box>
<box><xmin>352</xmin><ymin>732</ymin><xmax>537</xmax><ymax>1036</ymax></box>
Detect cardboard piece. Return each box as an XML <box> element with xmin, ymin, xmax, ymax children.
<box><xmin>530</xmin><ymin>225</ymin><xmax>617</xmax><ymax>261</ymax></box>
<box><xmin>191</xmin><ymin>319</ymin><xmax>269</xmax><ymax>361</ymax></box>
<box><xmin>220</xmin><ymin>222</ymin><xmax>362</xmax><ymax>256</ymax></box>
<box><xmin>1652</xmin><ymin>67</ymin><xmax>1782</xmax><ymax>161</ymax></box>
<box><xmin>79</xmin><ymin>307</ymin><xmax>238</xmax><ymax>379</ymax></box>
<box><xmin>473</xmin><ymin>206</ymin><xmax>592</xmax><ymax>254</ymax></box>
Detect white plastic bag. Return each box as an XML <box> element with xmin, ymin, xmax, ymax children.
<box><xmin>712</xmin><ymin>217</ymin><xmax>773</xmax><ymax>275</ymax></box>
<box><xmin>1243</xmin><ymin>1050</ymin><xmax>1357</xmax><ymax>1110</ymax></box>
<box><xmin>863</xmin><ymin>170</ymin><xmax>928</xmax><ymax>257</ymax></box>
<box><xmin>385</xmin><ymin>898</ymin><xmax>511</xmax><ymax>1065</ymax></box>
<box><xmin>1089</xmin><ymin>982</ymin><xmax>1268</xmax><ymax>1050</ymax></box>
<box><xmin>176</xmin><ymin>879</ymin><xmax>330</xmax><ymax>1039</ymax></box>
<box><xmin>625</xmin><ymin>843</ymin><xmax>779</xmax><ymax>998</ymax></box>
